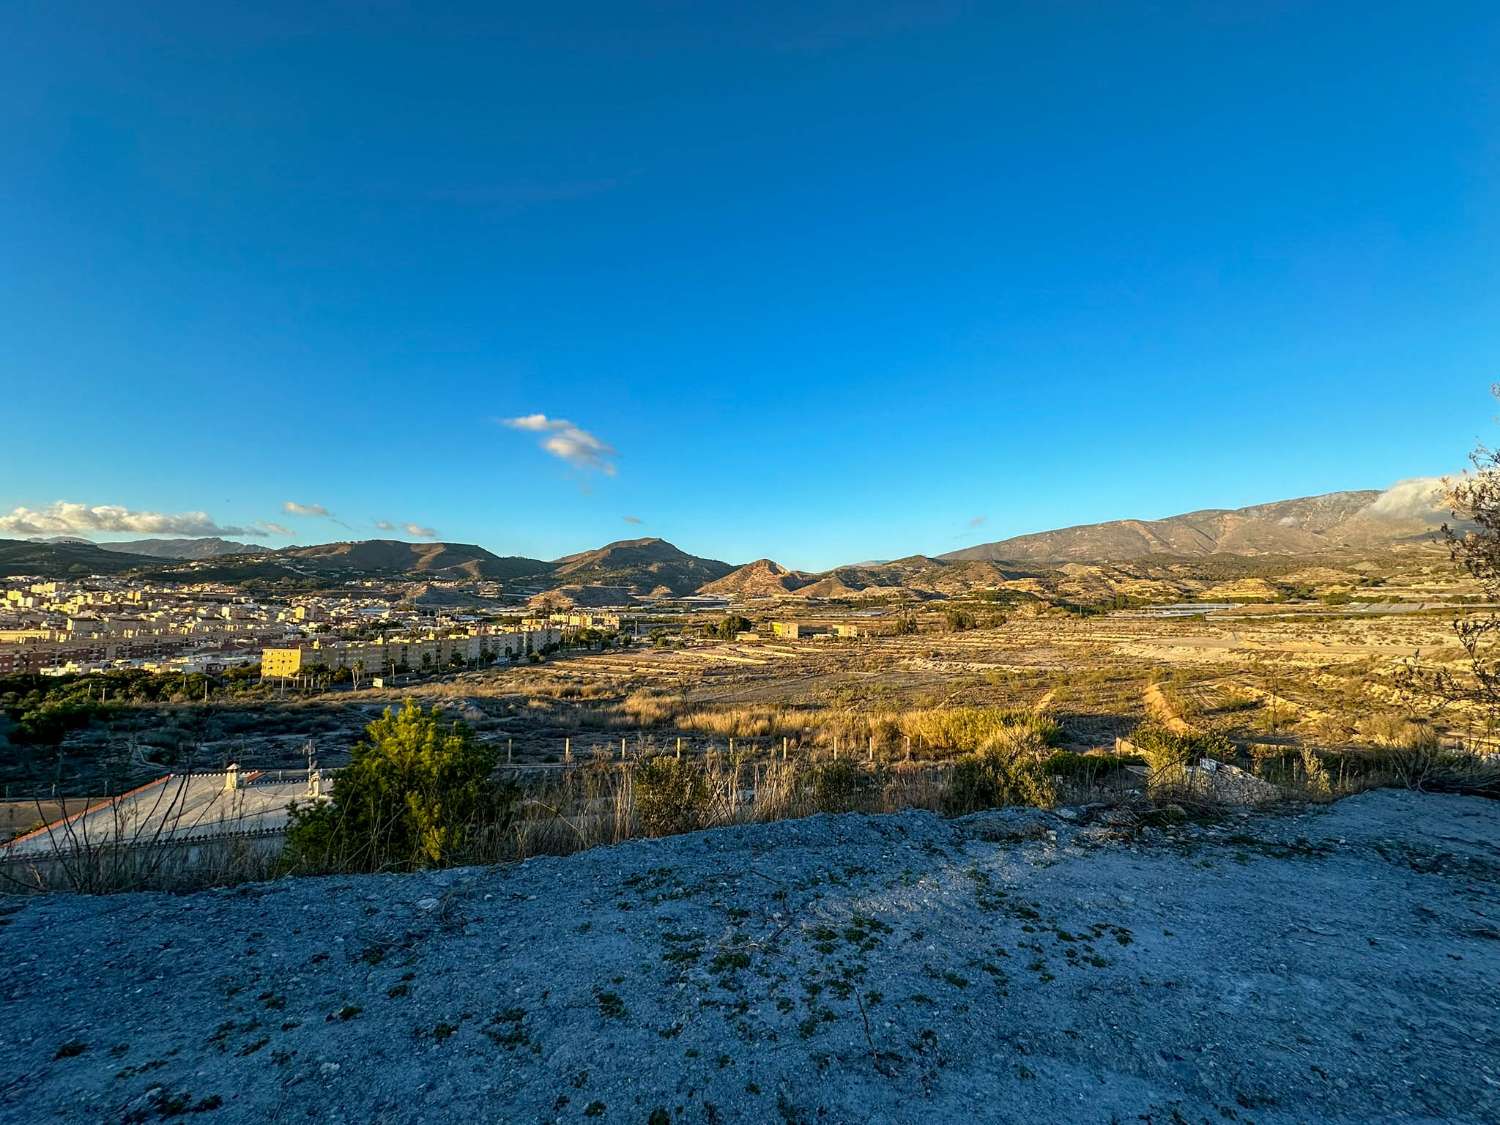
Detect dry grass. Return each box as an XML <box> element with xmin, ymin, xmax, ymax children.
<box><xmin>17</xmin><ymin>605</ymin><xmax>1499</xmax><ymax>891</ymax></box>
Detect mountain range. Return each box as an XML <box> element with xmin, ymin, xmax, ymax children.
<box><xmin>0</xmin><ymin>487</ymin><xmax>1450</xmax><ymax>598</ymax></box>
<box><xmin>106</xmin><ymin>537</ymin><xmax>271</xmax><ymax>560</ymax></box>
<box><xmin>0</xmin><ymin>536</ymin><xmax>734</xmax><ymax>598</ymax></box>
<box><xmin>34</xmin><ymin>536</ymin><xmax>268</xmax><ymax>559</ymax></box>
<box><xmin>941</xmin><ymin>489</ymin><xmax>1441</xmax><ymax>564</ymax></box>
<box><xmin>0</xmin><ymin>539</ymin><xmax>145</xmax><ymax>578</ymax></box>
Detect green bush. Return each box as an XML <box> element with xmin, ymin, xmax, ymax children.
<box><xmin>944</xmin><ymin>738</ymin><xmax>1058</xmax><ymax>814</ymax></box>
<box><xmin>899</xmin><ymin>706</ymin><xmax>1060</xmax><ymax>756</ymax></box>
<box><xmin>283</xmin><ymin>700</ymin><xmax>512</xmax><ymax>873</ymax></box>
<box><xmin>1319</xmin><ymin>737</ymin><xmax>1473</xmax><ymax>791</ymax></box>
<box><xmin>1131</xmin><ymin>722</ymin><xmax>1236</xmax><ymax>800</ymax></box>
<box><xmin>633</xmin><ymin>755</ymin><xmax>711</xmax><ymax>837</ymax></box>
<box><xmin>1042</xmin><ymin>750</ymin><xmax>1142</xmax><ymax>785</ymax></box>
<box><xmin>799</xmin><ymin>759</ymin><xmax>871</xmax><ymax>813</ymax></box>
<box><xmin>1131</xmin><ymin>723</ymin><xmax>1232</xmax><ymax>772</ymax></box>
<box><xmin>711</xmin><ymin>614</ymin><xmax>752</xmax><ymax>640</ymax></box>
<box><xmin>14</xmin><ymin>699</ymin><xmax>105</xmax><ymax>746</ymax></box>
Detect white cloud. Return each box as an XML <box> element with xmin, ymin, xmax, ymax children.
<box><xmin>283</xmin><ymin>500</ymin><xmax>332</xmax><ymax>518</ymax></box>
<box><xmin>0</xmin><ymin>502</ymin><xmax>258</xmax><ymax>538</ymax></box>
<box><xmin>257</xmin><ymin>521</ymin><xmax>294</xmax><ymax>536</ymax></box>
<box><xmin>502</xmin><ymin>414</ymin><xmax>617</xmax><ymax>475</ymax></box>
<box><xmin>623</xmin><ymin>515</ymin><xmax>643</xmax><ymax>525</ymax></box>
<box><xmin>1360</xmin><ymin>476</ymin><xmax>1451</xmax><ymax>521</ymax></box>
<box><xmin>375</xmin><ymin>518</ymin><xmax>437</xmax><ymax>539</ymax></box>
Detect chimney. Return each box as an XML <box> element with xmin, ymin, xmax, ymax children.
<box><xmin>224</xmin><ymin>763</ymin><xmax>241</xmax><ymax>791</ymax></box>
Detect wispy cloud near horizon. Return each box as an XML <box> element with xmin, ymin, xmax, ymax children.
<box><xmin>375</xmin><ymin>518</ymin><xmax>438</xmax><ymax>539</ymax></box>
<box><xmin>503</xmin><ymin>414</ymin><xmax>618</xmax><ymax>476</ymax></box>
<box><xmin>283</xmin><ymin>500</ymin><xmax>331</xmax><ymax>518</ymax></box>
<box><xmin>283</xmin><ymin>500</ymin><xmax>353</xmax><ymax>530</ymax></box>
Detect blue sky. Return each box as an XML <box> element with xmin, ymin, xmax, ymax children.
<box><xmin>2</xmin><ymin>1</ymin><xmax>1497</xmax><ymax>570</ymax></box>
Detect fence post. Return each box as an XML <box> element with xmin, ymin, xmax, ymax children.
<box><xmin>676</xmin><ymin>737</ymin><xmax>682</xmax><ymax>760</ymax></box>
<box><xmin>564</xmin><ymin>737</ymin><xmax>571</xmax><ymax>764</ymax></box>
<box><xmin>782</xmin><ymin>736</ymin><xmax>788</xmax><ymax>761</ymax></box>
<box><xmin>620</xmin><ymin>737</ymin><xmax>626</xmax><ymax>761</ymax></box>
<box><xmin>507</xmin><ymin>738</ymin><xmax>513</xmax><ymax>765</ymax></box>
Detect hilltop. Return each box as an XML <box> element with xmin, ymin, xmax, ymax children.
<box><xmin>699</xmin><ymin>558</ymin><xmax>813</xmax><ymax>597</ymax></box>
<box><xmin>942</xmin><ymin>489</ymin><xmax>1441</xmax><ymax>564</ymax></box>
<box><xmin>0</xmin><ymin>538</ymin><xmax>142</xmax><ymax>578</ymax></box>
<box><xmin>703</xmin><ymin>556</ymin><xmax>1037</xmax><ymax>602</ymax></box>
<box><xmin>4</xmin><ymin>790</ymin><xmax>1495</xmax><ymax>1123</ymax></box>
<box><xmin>275</xmin><ymin>540</ymin><xmax>551</xmax><ymax>581</ymax></box>
<box><xmin>138</xmin><ymin>541</ymin><xmax>553</xmax><ymax>585</ymax></box>
<box><xmin>547</xmin><ymin>537</ymin><xmax>734</xmax><ymax>596</ymax></box>
<box><xmin>98</xmin><ymin>537</ymin><xmax>270</xmax><ymax>560</ymax></box>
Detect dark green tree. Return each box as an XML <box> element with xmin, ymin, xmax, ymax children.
<box><xmin>714</xmin><ymin>614</ymin><xmax>752</xmax><ymax>640</ymax></box>
<box><xmin>283</xmin><ymin>700</ymin><xmax>510</xmax><ymax>872</ymax></box>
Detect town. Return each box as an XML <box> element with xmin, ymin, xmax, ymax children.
<box><xmin>0</xmin><ymin>573</ymin><xmax>599</xmax><ymax>680</ymax></box>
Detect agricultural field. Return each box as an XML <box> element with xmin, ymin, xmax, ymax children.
<box><xmin>9</xmin><ymin>597</ymin><xmax>1479</xmax><ymax>802</ymax></box>
<box><xmin>390</xmin><ymin>604</ymin><xmax>1478</xmax><ymax>763</ymax></box>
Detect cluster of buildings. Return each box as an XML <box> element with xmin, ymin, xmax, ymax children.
<box><xmin>768</xmin><ymin>620</ymin><xmax>864</xmax><ymax>640</ymax></box>
<box><xmin>0</xmin><ymin>579</ymin><xmax>275</xmax><ymax>675</ymax></box>
<box><xmin>260</xmin><ymin>624</ymin><xmax>562</xmax><ymax>680</ymax></box>
<box><xmin>0</xmin><ymin>574</ymin><xmax>580</xmax><ymax>680</ymax></box>
<box><xmin>523</xmin><ymin>611</ymin><xmax>623</xmax><ymax>632</ymax></box>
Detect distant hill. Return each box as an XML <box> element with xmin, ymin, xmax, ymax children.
<box><xmin>940</xmin><ymin>489</ymin><xmax>1442</xmax><ymax>565</ymax></box>
<box><xmin>701</xmin><ymin>555</ymin><xmax>1031</xmax><ymax>602</ymax></box>
<box><xmin>0</xmin><ymin>538</ymin><xmax>142</xmax><ymax>578</ymax></box>
<box><xmin>144</xmin><ymin>540</ymin><xmax>552</xmax><ymax>585</ymax></box>
<box><xmin>528</xmin><ymin>584</ymin><xmax>639</xmax><ymax>610</ymax></box>
<box><xmin>3</xmin><ymin>485</ymin><xmax>1452</xmax><ymax>598</ymax></box>
<box><xmin>700</xmin><ymin>559</ymin><xmax>813</xmax><ymax>598</ymax></box>
<box><xmin>548</xmin><ymin>538</ymin><xmax>734</xmax><ymax>596</ymax></box>
<box><xmin>131</xmin><ymin>537</ymin><xmax>727</xmax><ymax>597</ymax></box>
<box><xmin>397</xmin><ymin>583</ymin><xmax>499</xmax><ymax>608</ymax></box>
<box><xmin>98</xmin><ymin>537</ymin><xmax>270</xmax><ymax>560</ymax></box>
<box><xmin>275</xmin><ymin>540</ymin><xmax>551</xmax><ymax>580</ymax></box>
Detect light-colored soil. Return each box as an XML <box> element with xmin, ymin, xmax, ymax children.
<box><xmin>1142</xmin><ymin>681</ymin><xmax>1193</xmax><ymax>735</ymax></box>
<box><xmin>4</xmin><ymin>789</ymin><xmax>1497</xmax><ymax>1123</ymax></box>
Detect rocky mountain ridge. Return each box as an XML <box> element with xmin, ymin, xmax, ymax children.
<box><xmin>941</xmin><ymin>488</ymin><xmax>1441</xmax><ymax>564</ymax></box>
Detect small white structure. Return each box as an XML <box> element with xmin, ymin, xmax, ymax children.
<box><xmin>1</xmin><ymin>768</ymin><xmax>333</xmax><ymax>885</ymax></box>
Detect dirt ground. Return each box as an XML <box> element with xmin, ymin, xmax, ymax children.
<box><xmin>3</xmin><ymin>788</ymin><xmax>1497</xmax><ymax>1123</ymax></box>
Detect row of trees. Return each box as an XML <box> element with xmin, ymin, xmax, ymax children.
<box><xmin>0</xmin><ymin>666</ymin><xmax>268</xmax><ymax>747</ymax></box>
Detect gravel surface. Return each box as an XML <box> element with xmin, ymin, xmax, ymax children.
<box><xmin>3</xmin><ymin>789</ymin><xmax>1498</xmax><ymax>1124</ymax></box>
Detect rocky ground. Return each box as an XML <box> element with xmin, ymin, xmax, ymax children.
<box><xmin>3</xmin><ymin>789</ymin><xmax>1498</xmax><ymax>1124</ymax></box>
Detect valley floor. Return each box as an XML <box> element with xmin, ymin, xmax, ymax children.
<box><xmin>3</xmin><ymin>790</ymin><xmax>1498</xmax><ymax>1124</ymax></box>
